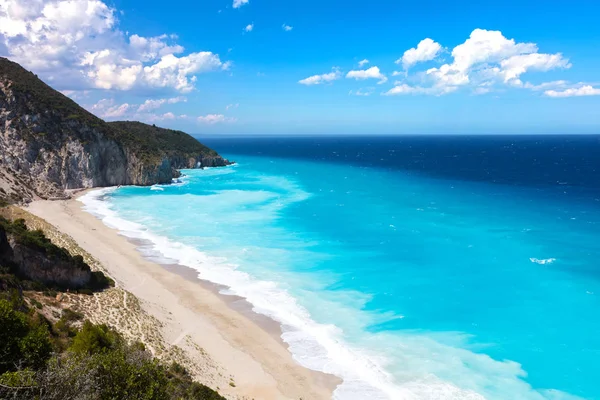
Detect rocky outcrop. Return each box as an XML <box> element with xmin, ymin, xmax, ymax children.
<box><xmin>0</xmin><ymin>57</ymin><xmax>231</xmax><ymax>202</ymax></box>
<box><xmin>8</xmin><ymin>237</ymin><xmax>91</xmax><ymax>288</ymax></box>
<box><xmin>0</xmin><ymin>224</ymin><xmax>91</xmax><ymax>289</ymax></box>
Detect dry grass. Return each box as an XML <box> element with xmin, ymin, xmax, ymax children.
<box><xmin>0</xmin><ymin>205</ymin><xmax>243</xmax><ymax>399</ymax></box>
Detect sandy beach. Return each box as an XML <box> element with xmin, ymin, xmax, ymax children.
<box><xmin>24</xmin><ymin>194</ymin><xmax>339</xmax><ymax>400</ymax></box>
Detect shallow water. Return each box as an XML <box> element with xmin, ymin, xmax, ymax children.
<box><xmin>81</xmin><ymin>135</ymin><xmax>600</xmax><ymax>400</ymax></box>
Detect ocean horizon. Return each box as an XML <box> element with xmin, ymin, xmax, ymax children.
<box><xmin>80</xmin><ymin>135</ymin><xmax>600</xmax><ymax>400</ymax></box>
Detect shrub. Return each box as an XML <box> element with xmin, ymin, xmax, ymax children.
<box><xmin>19</xmin><ymin>325</ymin><xmax>52</xmax><ymax>370</ymax></box>
<box><xmin>70</xmin><ymin>321</ymin><xmax>120</xmax><ymax>356</ymax></box>
<box><xmin>0</xmin><ymin>299</ymin><xmax>52</xmax><ymax>374</ymax></box>
<box><xmin>89</xmin><ymin>270</ymin><xmax>114</xmax><ymax>290</ymax></box>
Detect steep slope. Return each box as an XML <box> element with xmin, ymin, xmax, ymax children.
<box><xmin>0</xmin><ymin>57</ymin><xmax>230</xmax><ymax>202</ymax></box>
<box><xmin>108</xmin><ymin>121</ymin><xmax>231</xmax><ymax>170</ymax></box>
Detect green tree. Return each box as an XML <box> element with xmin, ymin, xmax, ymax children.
<box><xmin>0</xmin><ymin>299</ymin><xmax>29</xmax><ymax>373</ymax></box>
<box><xmin>70</xmin><ymin>321</ymin><xmax>119</xmax><ymax>355</ymax></box>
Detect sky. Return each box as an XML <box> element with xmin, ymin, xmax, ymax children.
<box><xmin>1</xmin><ymin>0</ymin><xmax>600</xmax><ymax>135</ymax></box>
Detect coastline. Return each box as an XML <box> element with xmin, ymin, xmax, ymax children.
<box><xmin>25</xmin><ymin>192</ymin><xmax>340</xmax><ymax>400</ymax></box>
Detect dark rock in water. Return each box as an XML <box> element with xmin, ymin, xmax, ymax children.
<box><xmin>0</xmin><ymin>57</ymin><xmax>231</xmax><ymax>202</ymax></box>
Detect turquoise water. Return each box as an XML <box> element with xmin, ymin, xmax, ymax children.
<box><xmin>80</xmin><ymin>143</ymin><xmax>600</xmax><ymax>400</ymax></box>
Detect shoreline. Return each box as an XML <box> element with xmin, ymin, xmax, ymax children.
<box><xmin>25</xmin><ymin>192</ymin><xmax>340</xmax><ymax>400</ymax></box>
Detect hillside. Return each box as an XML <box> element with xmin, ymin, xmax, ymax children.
<box><xmin>0</xmin><ymin>210</ymin><xmax>225</xmax><ymax>400</ymax></box>
<box><xmin>0</xmin><ymin>57</ymin><xmax>230</xmax><ymax>203</ymax></box>
<box><xmin>108</xmin><ymin>121</ymin><xmax>228</xmax><ymax>167</ymax></box>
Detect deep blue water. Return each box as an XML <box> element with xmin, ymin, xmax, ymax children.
<box><xmin>82</xmin><ymin>135</ymin><xmax>600</xmax><ymax>400</ymax></box>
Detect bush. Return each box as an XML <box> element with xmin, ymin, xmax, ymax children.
<box><xmin>70</xmin><ymin>321</ymin><xmax>120</xmax><ymax>355</ymax></box>
<box><xmin>0</xmin><ymin>299</ymin><xmax>52</xmax><ymax>374</ymax></box>
<box><xmin>19</xmin><ymin>325</ymin><xmax>52</xmax><ymax>370</ymax></box>
<box><xmin>89</xmin><ymin>270</ymin><xmax>114</xmax><ymax>290</ymax></box>
<box><xmin>0</xmin><ymin>299</ymin><xmax>29</xmax><ymax>373</ymax></box>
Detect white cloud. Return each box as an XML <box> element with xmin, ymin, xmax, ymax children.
<box><xmin>0</xmin><ymin>0</ymin><xmax>228</xmax><ymax>92</ymax></box>
<box><xmin>89</xmin><ymin>97</ymin><xmax>233</xmax><ymax>125</ymax></box>
<box><xmin>346</xmin><ymin>66</ymin><xmax>387</xmax><ymax>84</ymax></box>
<box><xmin>197</xmin><ymin>114</ymin><xmax>236</xmax><ymax>124</ymax></box>
<box><xmin>349</xmin><ymin>88</ymin><xmax>374</xmax><ymax>96</ymax></box>
<box><xmin>245</xmin><ymin>23</ymin><xmax>254</xmax><ymax>32</ymax></box>
<box><xmin>88</xmin><ymin>99</ymin><xmax>130</xmax><ymax>118</ymax></box>
<box><xmin>495</xmin><ymin>53</ymin><xmax>571</xmax><ymax>84</ymax></box>
<box><xmin>225</xmin><ymin>103</ymin><xmax>239</xmax><ymax>110</ymax></box>
<box><xmin>138</xmin><ymin>112</ymin><xmax>186</xmax><ymax>123</ymax></box>
<box><xmin>137</xmin><ymin>96</ymin><xmax>186</xmax><ymax>112</ymax></box>
<box><xmin>473</xmin><ymin>87</ymin><xmax>492</xmax><ymax>95</ymax></box>
<box><xmin>393</xmin><ymin>29</ymin><xmax>572</xmax><ymax>96</ymax></box>
<box><xmin>398</xmin><ymin>38</ymin><xmax>442</xmax><ymax>69</ymax></box>
<box><xmin>299</xmin><ymin>68</ymin><xmax>341</xmax><ymax>85</ymax></box>
<box><xmin>544</xmin><ymin>85</ymin><xmax>600</xmax><ymax>98</ymax></box>
<box><xmin>129</xmin><ymin>34</ymin><xmax>184</xmax><ymax>61</ymax></box>
<box><xmin>358</xmin><ymin>59</ymin><xmax>369</xmax><ymax>67</ymax></box>
<box><xmin>233</xmin><ymin>0</ymin><xmax>249</xmax><ymax>8</ymax></box>
<box><xmin>523</xmin><ymin>80</ymin><xmax>569</xmax><ymax>91</ymax></box>
<box><xmin>282</xmin><ymin>24</ymin><xmax>293</xmax><ymax>31</ymax></box>
<box><xmin>383</xmin><ymin>84</ymin><xmax>448</xmax><ymax>96</ymax></box>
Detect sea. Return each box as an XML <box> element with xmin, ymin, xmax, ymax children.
<box><xmin>79</xmin><ymin>135</ymin><xmax>600</xmax><ymax>400</ymax></box>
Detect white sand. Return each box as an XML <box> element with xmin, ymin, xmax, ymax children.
<box><xmin>26</xmin><ymin>196</ymin><xmax>339</xmax><ymax>400</ymax></box>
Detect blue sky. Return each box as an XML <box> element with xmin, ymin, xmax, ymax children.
<box><xmin>1</xmin><ymin>0</ymin><xmax>600</xmax><ymax>134</ymax></box>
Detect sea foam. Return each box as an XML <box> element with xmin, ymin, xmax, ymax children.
<box><xmin>77</xmin><ymin>160</ymin><xmax>589</xmax><ymax>400</ymax></box>
<box><xmin>79</xmin><ymin>187</ymin><xmax>481</xmax><ymax>400</ymax></box>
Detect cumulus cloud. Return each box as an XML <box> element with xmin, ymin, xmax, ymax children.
<box><xmin>88</xmin><ymin>99</ymin><xmax>131</xmax><ymax>118</ymax></box>
<box><xmin>282</xmin><ymin>24</ymin><xmax>293</xmax><ymax>31</ymax></box>
<box><xmin>233</xmin><ymin>0</ymin><xmax>249</xmax><ymax>8</ymax></box>
<box><xmin>88</xmin><ymin>97</ymin><xmax>193</xmax><ymax>123</ymax></box>
<box><xmin>298</xmin><ymin>68</ymin><xmax>341</xmax><ymax>85</ymax></box>
<box><xmin>137</xmin><ymin>96</ymin><xmax>186</xmax><ymax>112</ymax></box>
<box><xmin>245</xmin><ymin>23</ymin><xmax>254</xmax><ymax>32</ymax></box>
<box><xmin>383</xmin><ymin>84</ymin><xmax>448</xmax><ymax>96</ymax></box>
<box><xmin>398</xmin><ymin>38</ymin><xmax>442</xmax><ymax>69</ymax></box>
<box><xmin>358</xmin><ymin>59</ymin><xmax>369</xmax><ymax>67</ymax></box>
<box><xmin>494</xmin><ymin>53</ymin><xmax>571</xmax><ymax>85</ymax></box>
<box><xmin>0</xmin><ymin>0</ymin><xmax>228</xmax><ymax>92</ymax></box>
<box><xmin>346</xmin><ymin>66</ymin><xmax>387</xmax><ymax>84</ymax></box>
<box><xmin>197</xmin><ymin>114</ymin><xmax>236</xmax><ymax>124</ymax></box>
<box><xmin>389</xmin><ymin>29</ymin><xmax>574</xmax><ymax>96</ymax></box>
<box><xmin>544</xmin><ymin>85</ymin><xmax>600</xmax><ymax>97</ymax></box>
<box><xmin>523</xmin><ymin>80</ymin><xmax>569</xmax><ymax>91</ymax></box>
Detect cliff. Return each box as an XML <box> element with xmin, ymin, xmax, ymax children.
<box><xmin>0</xmin><ymin>217</ymin><xmax>103</xmax><ymax>289</ymax></box>
<box><xmin>0</xmin><ymin>57</ymin><xmax>231</xmax><ymax>202</ymax></box>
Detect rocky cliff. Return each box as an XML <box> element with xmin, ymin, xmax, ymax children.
<box><xmin>0</xmin><ymin>57</ymin><xmax>231</xmax><ymax>202</ymax></box>
<box><xmin>0</xmin><ymin>217</ymin><xmax>92</xmax><ymax>289</ymax></box>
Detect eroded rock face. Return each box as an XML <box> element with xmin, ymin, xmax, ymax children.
<box><xmin>8</xmin><ymin>239</ymin><xmax>91</xmax><ymax>288</ymax></box>
<box><xmin>0</xmin><ymin>225</ymin><xmax>91</xmax><ymax>289</ymax></box>
<box><xmin>0</xmin><ymin>57</ymin><xmax>231</xmax><ymax>201</ymax></box>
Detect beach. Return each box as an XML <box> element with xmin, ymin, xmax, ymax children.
<box><xmin>25</xmin><ymin>193</ymin><xmax>339</xmax><ymax>400</ymax></box>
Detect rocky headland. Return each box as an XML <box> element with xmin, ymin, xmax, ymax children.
<box><xmin>0</xmin><ymin>57</ymin><xmax>231</xmax><ymax>203</ymax></box>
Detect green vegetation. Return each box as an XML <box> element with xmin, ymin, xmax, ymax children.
<box><xmin>0</xmin><ymin>299</ymin><xmax>226</xmax><ymax>399</ymax></box>
<box><xmin>0</xmin><ymin>57</ymin><xmax>116</xmax><ymax>141</ymax></box>
<box><xmin>1</xmin><ymin>217</ymin><xmax>74</xmax><ymax>262</ymax></box>
<box><xmin>108</xmin><ymin>121</ymin><xmax>220</xmax><ymax>165</ymax></box>
<box><xmin>0</xmin><ymin>215</ymin><xmax>224</xmax><ymax>399</ymax></box>
<box><xmin>0</xmin><ymin>216</ymin><xmax>114</xmax><ymax>292</ymax></box>
<box><xmin>0</xmin><ymin>57</ymin><xmax>224</xmax><ymax>168</ymax></box>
